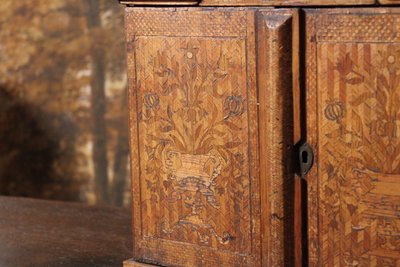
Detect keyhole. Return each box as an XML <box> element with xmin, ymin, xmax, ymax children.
<box><xmin>302</xmin><ymin>150</ymin><xmax>308</xmax><ymax>164</ymax></box>
<box><xmin>297</xmin><ymin>142</ymin><xmax>313</xmax><ymax>177</ymax></box>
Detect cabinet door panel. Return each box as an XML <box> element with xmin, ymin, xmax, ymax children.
<box><xmin>126</xmin><ymin>7</ymin><xmax>297</xmax><ymax>267</ymax></box>
<box><xmin>306</xmin><ymin>9</ymin><xmax>400</xmax><ymax>267</ymax></box>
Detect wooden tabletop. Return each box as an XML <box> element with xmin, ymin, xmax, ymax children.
<box><xmin>0</xmin><ymin>196</ymin><xmax>132</xmax><ymax>267</ymax></box>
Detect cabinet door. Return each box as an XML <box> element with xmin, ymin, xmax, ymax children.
<box><xmin>305</xmin><ymin>9</ymin><xmax>400</xmax><ymax>267</ymax></box>
<box><xmin>126</xmin><ymin>8</ymin><xmax>297</xmax><ymax>267</ymax></box>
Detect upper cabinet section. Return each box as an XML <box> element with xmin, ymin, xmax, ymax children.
<box><xmin>119</xmin><ymin>0</ymin><xmax>375</xmax><ymax>6</ymax></box>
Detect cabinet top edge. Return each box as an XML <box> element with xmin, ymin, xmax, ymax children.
<box><xmin>304</xmin><ymin>7</ymin><xmax>400</xmax><ymax>14</ymax></box>
<box><xmin>118</xmin><ymin>0</ymin><xmax>378</xmax><ymax>7</ymax></box>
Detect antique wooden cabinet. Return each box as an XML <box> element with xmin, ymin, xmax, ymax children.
<box><xmin>118</xmin><ymin>0</ymin><xmax>400</xmax><ymax>266</ymax></box>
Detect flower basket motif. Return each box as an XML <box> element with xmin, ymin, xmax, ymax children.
<box><xmin>320</xmin><ymin>46</ymin><xmax>400</xmax><ymax>263</ymax></box>
<box><xmin>159</xmin><ymin>146</ymin><xmax>233</xmax><ymax>245</ymax></box>
<box><xmin>163</xmin><ymin>148</ymin><xmax>227</xmax><ymax>208</ymax></box>
<box><xmin>138</xmin><ymin>38</ymin><xmax>248</xmax><ymax>247</ymax></box>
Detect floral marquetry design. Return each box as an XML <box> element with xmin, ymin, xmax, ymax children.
<box><xmin>134</xmin><ymin>36</ymin><xmax>251</xmax><ymax>252</ymax></box>
<box><xmin>324</xmin><ymin>100</ymin><xmax>345</xmax><ymax>123</ymax></box>
<box><xmin>223</xmin><ymin>95</ymin><xmax>244</xmax><ymax>120</ymax></box>
<box><xmin>143</xmin><ymin>93</ymin><xmax>160</xmax><ymax>110</ymax></box>
<box><xmin>126</xmin><ymin>8</ymin><xmax>298</xmax><ymax>267</ymax></box>
<box><xmin>317</xmin><ymin>43</ymin><xmax>400</xmax><ymax>266</ymax></box>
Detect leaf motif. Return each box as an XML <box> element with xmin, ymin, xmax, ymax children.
<box><xmin>196</xmin><ymin>136</ymin><xmax>214</xmax><ymax>154</ymax></box>
<box><xmin>167</xmin><ymin>105</ymin><xmax>173</xmax><ymax>119</ymax></box>
<box><xmin>335</xmin><ymin>53</ymin><xmax>353</xmax><ymax>75</ymax></box>
<box><xmin>377</xmin><ymin>74</ymin><xmax>390</xmax><ymax>90</ymax></box>
<box><xmin>150</xmin><ymin>194</ymin><xmax>158</xmax><ymax>203</ymax></box>
<box><xmin>183</xmin><ymin>123</ymin><xmax>189</xmax><ymax>134</ymax></box>
<box><xmin>224</xmin><ymin>121</ymin><xmax>242</xmax><ymax>131</ymax></box>
<box><xmin>345</xmin><ymin>77</ymin><xmax>364</xmax><ymax>85</ymax></box>
<box><xmin>146</xmin><ymin>179</ymin><xmax>153</xmax><ymax>189</ymax></box>
<box><xmin>394</xmin><ymin>92</ymin><xmax>400</xmax><ymax>115</ymax></box>
<box><xmin>362</xmin><ymin>153</ymin><xmax>378</xmax><ymax>170</ymax></box>
<box><xmin>214</xmin><ymin>68</ymin><xmax>228</xmax><ymax>79</ymax></box>
<box><xmin>194</xmin><ymin>124</ymin><xmax>203</xmax><ymax>139</ymax></box>
<box><xmin>191</xmin><ymin>65</ymin><xmax>198</xmax><ymax>80</ymax></box>
<box><xmin>329</xmin><ymin>218</ymin><xmax>339</xmax><ymax>230</ymax></box>
<box><xmin>225</xmin><ymin>141</ymin><xmax>242</xmax><ymax>149</ymax></box>
<box><xmin>211</xmin><ymin>101</ymin><xmax>219</xmax><ymax>125</ymax></box>
<box><xmin>182</xmin><ymin>72</ymin><xmax>190</xmax><ymax>85</ymax></box>
<box><xmin>145</xmin><ymin>164</ymin><xmax>154</xmax><ymax>175</ymax></box>
<box><xmin>160</xmin><ymin>124</ymin><xmax>173</xmax><ymax>132</ymax></box>
<box><xmin>216</xmin><ymin>186</ymin><xmax>225</xmax><ymax>195</ymax></box>
<box><xmin>209</xmin><ymin>128</ymin><xmax>225</xmax><ymax>136</ymax></box>
<box><xmin>351</xmin><ymin>92</ymin><xmax>374</xmax><ymax>107</ymax></box>
<box><xmin>161</xmin><ymin>84</ymin><xmax>169</xmax><ymax>95</ymax></box>
<box><xmin>144</xmin><ymin>145</ymin><xmax>155</xmax><ymax>160</ymax></box>
<box><xmin>163</xmin><ymin>180</ymin><xmax>171</xmax><ymax>191</ymax></box>
<box><xmin>351</xmin><ymin>110</ymin><xmax>363</xmax><ymax>136</ymax></box>
<box><xmin>376</xmin><ymin>87</ymin><xmax>387</xmax><ymax>107</ymax></box>
<box><xmin>169</xmin><ymin>134</ymin><xmax>186</xmax><ymax>151</ymax></box>
<box><xmin>172</xmin><ymin>60</ymin><xmax>180</xmax><ymax>75</ymax></box>
<box><xmin>325</xmin><ymin>163</ymin><xmax>335</xmax><ymax>179</ymax></box>
<box><xmin>223</xmin><ymin>103</ymin><xmax>230</xmax><ymax>120</ymax></box>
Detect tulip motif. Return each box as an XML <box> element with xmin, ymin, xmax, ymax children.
<box><xmin>143</xmin><ymin>92</ymin><xmax>160</xmax><ymax>110</ymax></box>
<box><xmin>325</xmin><ymin>100</ymin><xmax>345</xmax><ymax>123</ymax></box>
<box><xmin>223</xmin><ymin>95</ymin><xmax>243</xmax><ymax>120</ymax></box>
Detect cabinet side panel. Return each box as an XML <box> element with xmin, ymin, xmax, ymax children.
<box><xmin>126</xmin><ymin>7</ymin><xmax>141</xmax><ymax>257</ymax></box>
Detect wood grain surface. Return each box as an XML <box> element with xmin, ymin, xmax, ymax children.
<box><xmin>124</xmin><ymin>259</ymin><xmax>157</xmax><ymax>266</ymax></box>
<box><xmin>305</xmin><ymin>8</ymin><xmax>400</xmax><ymax>267</ymax></box>
<box><xmin>257</xmin><ymin>10</ymin><xmax>298</xmax><ymax>267</ymax></box>
<box><xmin>378</xmin><ymin>0</ymin><xmax>400</xmax><ymax>4</ymax></box>
<box><xmin>119</xmin><ymin>0</ymin><xmax>375</xmax><ymax>6</ymax></box>
<box><xmin>125</xmin><ymin>7</ymin><xmax>297</xmax><ymax>267</ymax></box>
<box><xmin>0</xmin><ymin>196</ymin><xmax>132</xmax><ymax>267</ymax></box>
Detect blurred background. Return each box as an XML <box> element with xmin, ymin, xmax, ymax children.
<box><xmin>0</xmin><ymin>0</ymin><xmax>130</xmax><ymax>206</ymax></box>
